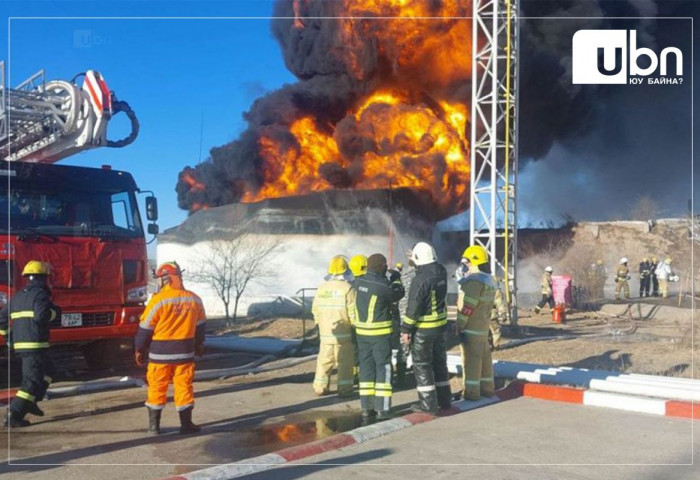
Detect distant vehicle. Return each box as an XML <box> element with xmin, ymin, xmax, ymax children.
<box><xmin>0</xmin><ymin>63</ymin><xmax>158</xmax><ymax>369</ymax></box>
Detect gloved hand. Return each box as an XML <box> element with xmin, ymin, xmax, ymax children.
<box><xmin>135</xmin><ymin>351</ymin><xmax>145</xmax><ymax>367</ymax></box>
<box><xmin>387</xmin><ymin>269</ymin><xmax>402</xmax><ymax>282</ymax></box>
<box><xmin>195</xmin><ymin>343</ymin><xmax>206</xmax><ymax>357</ymax></box>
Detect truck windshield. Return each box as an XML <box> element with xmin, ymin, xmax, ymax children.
<box><xmin>0</xmin><ymin>187</ymin><xmax>144</xmax><ymax>238</ymax></box>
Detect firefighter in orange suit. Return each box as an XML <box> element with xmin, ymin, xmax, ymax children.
<box><xmin>456</xmin><ymin>245</ymin><xmax>497</xmax><ymax>401</ymax></box>
<box><xmin>312</xmin><ymin>256</ymin><xmax>356</xmax><ymax>397</ymax></box>
<box><xmin>135</xmin><ymin>261</ymin><xmax>206</xmax><ymax>435</ymax></box>
<box><xmin>0</xmin><ymin>261</ymin><xmax>61</xmax><ymax>428</ymax></box>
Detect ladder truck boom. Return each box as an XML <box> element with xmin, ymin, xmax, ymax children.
<box><xmin>0</xmin><ymin>61</ymin><xmax>139</xmax><ymax>163</ymax></box>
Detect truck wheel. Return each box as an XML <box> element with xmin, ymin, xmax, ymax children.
<box><xmin>82</xmin><ymin>340</ymin><xmax>120</xmax><ymax>371</ymax></box>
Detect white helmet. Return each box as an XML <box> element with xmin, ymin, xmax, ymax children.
<box><xmin>411</xmin><ymin>242</ymin><xmax>437</xmax><ymax>266</ymax></box>
<box><xmin>620</xmin><ymin>257</ymin><xmax>628</xmax><ymax>264</ymax></box>
<box><xmin>545</xmin><ymin>266</ymin><xmax>553</xmax><ymax>273</ymax></box>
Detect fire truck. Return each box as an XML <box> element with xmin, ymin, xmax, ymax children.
<box><xmin>0</xmin><ymin>62</ymin><xmax>158</xmax><ymax>370</ymax></box>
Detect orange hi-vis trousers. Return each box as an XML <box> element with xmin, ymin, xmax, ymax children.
<box><xmin>146</xmin><ymin>362</ymin><xmax>195</xmax><ymax>411</ymax></box>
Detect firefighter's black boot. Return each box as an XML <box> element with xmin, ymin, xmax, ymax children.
<box><xmin>26</xmin><ymin>402</ymin><xmax>44</xmax><ymax>417</ymax></box>
<box><xmin>3</xmin><ymin>410</ymin><xmax>30</xmax><ymax>428</ymax></box>
<box><xmin>178</xmin><ymin>407</ymin><xmax>201</xmax><ymax>435</ymax></box>
<box><xmin>148</xmin><ymin>407</ymin><xmax>161</xmax><ymax>436</ymax></box>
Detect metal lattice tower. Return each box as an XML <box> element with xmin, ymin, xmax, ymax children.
<box><xmin>470</xmin><ymin>0</ymin><xmax>520</xmax><ymax>320</ymax></box>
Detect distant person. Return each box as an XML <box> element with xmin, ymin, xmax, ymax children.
<box><xmin>400</xmin><ymin>242</ymin><xmax>450</xmax><ymax>414</ymax></box>
<box><xmin>655</xmin><ymin>257</ymin><xmax>678</xmax><ymax>298</ymax></box>
<box><xmin>638</xmin><ymin>257</ymin><xmax>651</xmax><ymax>298</ymax></box>
<box><xmin>456</xmin><ymin>245</ymin><xmax>497</xmax><ymax>400</ymax></box>
<box><xmin>135</xmin><ymin>261</ymin><xmax>206</xmax><ymax>435</ymax></box>
<box><xmin>649</xmin><ymin>256</ymin><xmax>660</xmax><ymax>296</ymax></box>
<box><xmin>354</xmin><ymin>253</ymin><xmax>404</xmax><ymax>423</ymax></box>
<box><xmin>311</xmin><ymin>255</ymin><xmax>356</xmax><ymax>398</ymax></box>
<box><xmin>534</xmin><ymin>266</ymin><xmax>554</xmax><ymax>314</ymax></box>
<box><xmin>614</xmin><ymin>257</ymin><xmax>631</xmax><ymax>300</ymax></box>
<box><xmin>0</xmin><ymin>261</ymin><xmax>60</xmax><ymax>428</ymax></box>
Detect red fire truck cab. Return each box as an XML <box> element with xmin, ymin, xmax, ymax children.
<box><xmin>0</xmin><ymin>160</ymin><xmax>158</xmax><ymax>369</ymax></box>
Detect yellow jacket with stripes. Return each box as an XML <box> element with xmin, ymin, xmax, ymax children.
<box><xmin>456</xmin><ymin>271</ymin><xmax>496</xmax><ymax>334</ymax></box>
<box><xmin>312</xmin><ymin>277</ymin><xmax>356</xmax><ymax>344</ymax></box>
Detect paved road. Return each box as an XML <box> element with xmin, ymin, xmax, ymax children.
<box><xmin>2</xmin><ymin>359</ymin><xmax>697</xmax><ymax>480</ymax></box>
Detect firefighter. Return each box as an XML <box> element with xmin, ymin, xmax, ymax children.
<box><xmin>312</xmin><ymin>256</ymin><xmax>356</xmax><ymax>398</ymax></box>
<box><xmin>655</xmin><ymin>257</ymin><xmax>677</xmax><ymax>298</ymax></box>
<box><xmin>400</xmin><ymin>242</ymin><xmax>450</xmax><ymax>414</ymax></box>
<box><xmin>649</xmin><ymin>256</ymin><xmax>660</xmax><ymax>296</ymax></box>
<box><xmin>390</xmin><ymin>262</ymin><xmax>408</xmax><ymax>388</ymax></box>
<box><xmin>614</xmin><ymin>257</ymin><xmax>631</xmax><ymax>300</ymax></box>
<box><xmin>354</xmin><ymin>253</ymin><xmax>404</xmax><ymax>422</ymax></box>
<box><xmin>639</xmin><ymin>257</ymin><xmax>651</xmax><ymax>297</ymax></box>
<box><xmin>0</xmin><ymin>261</ymin><xmax>60</xmax><ymax>428</ymax></box>
<box><xmin>534</xmin><ymin>266</ymin><xmax>554</xmax><ymax>314</ymax></box>
<box><xmin>456</xmin><ymin>245</ymin><xmax>497</xmax><ymax>400</ymax></box>
<box><xmin>135</xmin><ymin>261</ymin><xmax>206</xmax><ymax>435</ymax></box>
<box><xmin>348</xmin><ymin>254</ymin><xmax>367</xmax><ymax>384</ymax></box>
<box><xmin>456</xmin><ymin>257</ymin><xmax>504</xmax><ymax>349</ymax></box>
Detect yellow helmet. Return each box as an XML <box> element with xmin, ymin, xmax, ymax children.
<box><xmin>666</xmin><ymin>257</ymin><xmax>672</xmax><ymax>264</ymax></box>
<box><xmin>643</xmin><ymin>257</ymin><xmax>648</xmax><ymax>262</ymax></box>
<box><xmin>651</xmin><ymin>256</ymin><xmax>657</xmax><ymax>262</ymax></box>
<box><xmin>22</xmin><ymin>260</ymin><xmax>51</xmax><ymax>276</ymax></box>
<box><xmin>328</xmin><ymin>255</ymin><xmax>349</xmax><ymax>275</ymax></box>
<box><xmin>348</xmin><ymin>255</ymin><xmax>367</xmax><ymax>277</ymax></box>
<box><xmin>462</xmin><ymin>245</ymin><xmax>488</xmax><ymax>266</ymax></box>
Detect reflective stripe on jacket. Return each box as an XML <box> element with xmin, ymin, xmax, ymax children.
<box><xmin>0</xmin><ymin>279</ymin><xmax>60</xmax><ymax>351</ymax></box>
<box><xmin>354</xmin><ymin>271</ymin><xmax>404</xmax><ymax>336</ymax></box>
<box><xmin>401</xmin><ymin>262</ymin><xmax>448</xmax><ymax>333</ymax></box>
<box><xmin>312</xmin><ymin>277</ymin><xmax>356</xmax><ymax>344</ymax></box>
<box><xmin>135</xmin><ymin>284</ymin><xmax>206</xmax><ymax>364</ymax></box>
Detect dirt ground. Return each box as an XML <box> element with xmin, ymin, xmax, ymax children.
<box><xmin>213</xmin><ymin>296</ymin><xmax>698</xmax><ymax>380</ymax></box>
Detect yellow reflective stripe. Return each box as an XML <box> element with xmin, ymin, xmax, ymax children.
<box><xmin>10</xmin><ymin>311</ymin><xmax>34</xmax><ymax>319</ymax></box>
<box><xmin>403</xmin><ymin>316</ymin><xmax>417</xmax><ymax>326</ymax></box>
<box><xmin>13</xmin><ymin>342</ymin><xmax>50</xmax><ymax>349</ymax></box>
<box><xmin>16</xmin><ymin>390</ymin><xmax>36</xmax><ymax>402</ymax></box>
<box><xmin>375</xmin><ymin>390</ymin><xmax>392</xmax><ymax>397</ymax></box>
<box><xmin>359</xmin><ymin>389</ymin><xmax>376</xmax><ymax>395</ymax></box>
<box><xmin>416</xmin><ymin>318</ymin><xmax>447</xmax><ymax>329</ymax></box>
<box><xmin>367</xmin><ymin>295</ymin><xmax>378</xmax><ymax>324</ymax></box>
<box><xmin>357</xmin><ymin>320</ymin><xmax>392</xmax><ymax>329</ymax></box>
<box><xmin>0</xmin><ymin>329</ymin><xmax>7</xmax><ymax>335</ymax></box>
<box><xmin>356</xmin><ymin>327</ymin><xmax>392</xmax><ymax>336</ymax></box>
<box><xmin>463</xmin><ymin>296</ymin><xmax>478</xmax><ymax>306</ymax></box>
<box><xmin>375</xmin><ymin>382</ymin><xmax>392</xmax><ymax>390</ymax></box>
<box><xmin>359</xmin><ymin>382</ymin><xmax>375</xmax><ymax>388</ymax></box>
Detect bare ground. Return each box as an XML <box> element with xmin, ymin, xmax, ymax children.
<box><xmin>210</xmin><ymin>298</ymin><xmax>698</xmax><ymax>380</ymax></box>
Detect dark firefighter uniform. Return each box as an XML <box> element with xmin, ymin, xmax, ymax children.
<box><xmin>135</xmin><ymin>262</ymin><xmax>206</xmax><ymax>435</ymax></box>
<box><xmin>457</xmin><ymin>267</ymin><xmax>497</xmax><ymax>400</ymax></box>
<box><xmin>639</xmin><ymin>258</ymin><xmax>651</xmax><ymax>297</ymax></box>
<box><xmin>649</xmin><ymin>257</ymin><xmax>659</xmax><ymax>296</ymax></box>
<box><xmin>401</xmin><ymin>261</ymin><xmax>450</xmax><ymax>414</ymax></box>
<box><xmin>354</xmin><ymin>254</ymin><xmax>404</xmax><ymax>419</ymax></box>
<box><xmin>0</xmin><ymin>261</ymin><xmax>61</xmax><ymax>427</ymax></box>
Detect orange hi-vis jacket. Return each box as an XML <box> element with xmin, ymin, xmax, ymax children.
<box><xmin>135</xmin><ymin>283</ymin><xmax>206</xmax><ymax>364</ymax></box>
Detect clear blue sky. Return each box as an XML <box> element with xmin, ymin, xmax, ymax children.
<box><xmin>1</xmin><ymin>1</ymin><xmax>296</xmax><ymax>256</ymax></box>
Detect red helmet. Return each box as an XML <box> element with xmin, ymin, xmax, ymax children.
<box><xmin>155</xmin><ymin>261</ymin><xmax>183</xmax><ymax>278</ymax></box>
